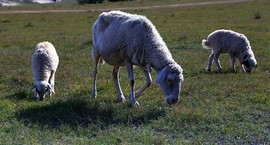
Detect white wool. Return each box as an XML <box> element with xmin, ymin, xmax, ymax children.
<box><xmin>32</xmin><ymin>41</ymin><xmax>59</xmax><ymax>100</ymax></box>
<box><xmin>202</xmin><ymin>29</ymin><xmax>257</xmax><ymax>72</ymax></box>
<box><xmin>91</xmin><ymin>11</ymin><xmax>184</xmax><ymax>106</ymax></box>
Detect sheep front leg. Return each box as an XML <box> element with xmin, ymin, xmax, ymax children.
<box><xmin>92</xmin><ymin>54</ymin><xmax>100</xmax><ymax>98</ymax></box>
<box><xmin>135</xmin><ymin>66</ymin><xmax>152</xmax><ymax>98</ymax></box>
<box><xmin>112</xmin><ymin>66</ymin><xmax>125</xmax><ymax>102</ymax></box>
<box><xmin>125</xmin><ymin>62</ymin><xmax>140</xmax><ymax>107</ymax></box>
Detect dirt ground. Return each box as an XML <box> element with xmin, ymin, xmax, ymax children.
<box><xmin>0</xmin><ymin>0</ymin><xmax>253</xmax><ymax>14</ymax></box>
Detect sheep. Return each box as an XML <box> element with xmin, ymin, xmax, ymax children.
<box><xmin>91</xmin><ymin>11</ymin><xmax>184</xmax><ymax>107</ymax></box>
<box><xmin>202</xmin><ymin>29</ymin><xmax>257</xmax><ymax>73</ymax></box>
<box><xmin>32</xmin><ymin>41</ymin><xmax>59</xmax><ymax>100</ymax></box>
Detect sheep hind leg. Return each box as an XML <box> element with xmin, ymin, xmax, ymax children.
<box><xmin>112</xmin><ymin>66</ymin><xmax>125</xmax><ymax>102</ymax></box>
<box><xmin>206</xmin><ymin>52</ymin><xmax>214</xmax><ymax>72</ymax></box>
<box><xmin>135</xmin><ymin>66</ymin><xmax>152</xmax><ymax>98</ymax></box>
<box><xmin>125</xmin><ymin>62</ymin><xmax>140</xmax><ymax>107</ymax></box>
<box><xmin>91</xmin><ymin>53</ymin><xmax>100</xmax><ymax>98</ymax></box>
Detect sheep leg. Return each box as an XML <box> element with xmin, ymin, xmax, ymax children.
<box><xmin>229</xmin><ymin>55</ymin><xmax>236</xmax><ymax>73</ymax></box>
<box><xmin>112</xmin><ymin>66</ymin><xmax>126</xmax><ymax>102</ymax></box>
<box><xmin>239</xmin><ymin>60</ymin><xmax>246</xmax><ymax>72</ymax></box>
<box><xmin>48</xmin><ymin>70</ymin><xmax>56</xmax><ymax>97</ymax></box>
<box><xmin>135</xmin><ymin>66</ymin><xmax>152</xmax><ymax>98</ymax></box>
<box><xmin>49</xmin><ymin>71</ymin><xmax>55</xmax><ymax>90</ymax></box>
<box><xmin>206</xmin><ymin>52</ymin><xmax>214</xmax><ymax>72</ymax></box>
<box><xmin>92</xmin><ymin>54</ymin><xmax>100</xmax><ymax>98</ymax></box>
<box><xmin>125</xmin><ymin>62</ymin><xmax>140</xmax><ymax>107</ymax></box>
<box><xmin>213</xmin><ymin>53</ymin><xmax>222</xmax><ymax>72</ymax></box>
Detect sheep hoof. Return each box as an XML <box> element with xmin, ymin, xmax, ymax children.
<box><xmin>134</xmin><ymin>101</ymin><xmax>140</xmax><ymax>107</ymax></box>
<box><xmin>117</xmin><ymin>95</ymin><xmax>126</xmax><ymax>102</ymax></box>
<box><xmin>91</xmin><ymin>91</ymin><xmax>97</xmax><ymax>98</ymax></box>
<box><xmin>206</xmin><ymin>68</ymin><xmax>211</xmax><ymax>72</ymax></box>
<box><xmin>231</xmin><ymin>70</ymin><xmax>236</xmax><ymax>73</ymax></box>
<box><xmin>129</xmin><ymin>93</ymin><xmax>140</xmax><ymax>107</ymax></box>
<box><xmin>129</xmin><ymin>101</ymin><xmax>140</xmax><ymax>107</ymax></box>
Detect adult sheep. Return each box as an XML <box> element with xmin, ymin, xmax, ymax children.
<box><xmin>202</xmin><ymin>29</ymin><xmax>257</xmax><ymax>73</ymax></box>
<box><xmin>32</xmin><ymin>41</ymin><xmax>59</xmax><ymax>100</ymax></box>
<box><xmin>91</xmin><ymin>11</ymin><xmax>184</xmax><ymax>107</ymax></box>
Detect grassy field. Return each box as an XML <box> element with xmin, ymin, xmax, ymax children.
<box><xmin>0</xmin><ymin>0</ymin><xmax>269</xmax><ymax>144</ymax></box>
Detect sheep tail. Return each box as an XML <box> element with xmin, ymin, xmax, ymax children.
<box><xmin>202</xmin><ymin>39</ymin><xmax>211</xmax><ymax>50</ymax></box>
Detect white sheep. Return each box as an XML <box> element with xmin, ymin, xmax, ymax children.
<box><xmin>32</xmin><ymin>41</ymin><xmax>59</xmax><ymax>100</ymax></box>
<box><xmin>91</xmin><ymin>11</ymin><xmax>184</xmax><ymax>107</ymax></box>
<box><xmin>202</xmin><ymin>29</ymin><xmax>257</xmax><ymax>73</ymax></box>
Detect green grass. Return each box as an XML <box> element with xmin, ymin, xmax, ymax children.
<box><xmin>0</xmin><ymin>0</ymin><xmax>269</xmax><ymax>144</ymax></box>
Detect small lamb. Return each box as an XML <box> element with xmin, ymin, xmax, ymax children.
<box><xmin>92</xmin><ymin>11</ymin><xmax>184</xmax><ymax>107</ymax></box>
<box><xmin>32</xmin><ymin>41</ymin><xmax>59</xmax><ymax>100</ymax></box>
<box><xmin>202</xmin><ymin>29</ymin><xmax>257</xmax><ymax>73</ymax></box>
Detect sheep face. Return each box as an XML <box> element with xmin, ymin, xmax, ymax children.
<box><xmin>33</xmin><ymin>81</ymin><xmax>53</xmax><ymax>100</ymax></box>
<box><xmin>241</xmin><ymin>55</ymin><xmax>257</xmax><ymax>73</ymax></box>
<box><xmin>156</xmin><ymin>64</ymin><xmax>184</xmax><ymax>105</ymax></box>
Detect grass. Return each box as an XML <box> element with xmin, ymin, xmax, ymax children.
<box><xmin>0</xmin><ymin>0</ymin><xmax>269</xmax><ymax>144</ymax></box>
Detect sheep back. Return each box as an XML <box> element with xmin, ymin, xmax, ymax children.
<box><xmin>205</xmin><ymin>29</ymin><xmax>251</xmax><ymax>53</ymax></box>
<box><xmin>92</xmin><ymin>11</ymin><xmax>175</xmax><ymax>70</ymax></box>
<box><xmin>32</xmin><ymin>41</ymin><xmax>59</xmax><ymax>82</ymax></box>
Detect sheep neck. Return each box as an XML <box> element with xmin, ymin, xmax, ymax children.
<box><xmin>149</xmin><ymin>53</ymin><xmax>175</xmax><ymax>73</ymax></box>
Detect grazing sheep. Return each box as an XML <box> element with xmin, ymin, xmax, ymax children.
<box><xmin>32</xmin><ymin>41</ymin><xmax>59</xmax><ymax>100</ymax></box>
<box><xmin>91</xmin><ymin>11</ymin><xmax>184</xmax><ymax>107</ymax></box>
<box><xmin>202</xmin><ymin>29</ymin><xmax>257</xmax><ymax>73</ymax></box>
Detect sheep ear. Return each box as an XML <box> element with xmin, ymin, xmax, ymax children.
<box><xmin>156</xmin><ymin>67</ymin><xmax>168</xmax><ymax>84</ymax></box>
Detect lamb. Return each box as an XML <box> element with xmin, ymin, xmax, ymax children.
<box><xmin>202</xmin><ymin>29</ymin><xmax>257</xmax><ymax>73</ymax></box>
<box><xmin>32</xmin><ymin>41</ymin><xmax>59</xmax><ymax>100</ymax></box>
<box><xmin>91</xmin><ymin>11</ymin><xmax>184</xmax><ymax>107</ymax></box>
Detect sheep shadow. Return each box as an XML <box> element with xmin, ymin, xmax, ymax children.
<box><xmin>16</xmin><ymin>95</ymin><xmax>166</xmax><ymax>129</ymax></box>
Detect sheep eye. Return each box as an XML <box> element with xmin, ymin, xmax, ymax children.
<box><xmin>167</xmin><ymin>73</ymin><xmax>180</xmax><ymax>85</ymax></box>
<box><xmin>167</xmin><ymin>79</ymin><xmax>175</xmax><ymax>86</ymax></box>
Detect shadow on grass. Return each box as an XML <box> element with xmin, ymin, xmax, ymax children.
<box><xmin>15</xmin><ymin>93</ymin><xmax>166</xmax><ymax>129</ymax></box>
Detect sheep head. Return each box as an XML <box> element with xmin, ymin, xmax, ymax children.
<box><xmin>156</xmin><ymin>63</ymin><xmax>184</xmax><ymax>105</ymax></box>
<box><xmin>33</xmin><ymin>81</ymin><xmax>54</xmax><ymax>100</ymax></box>
<box><xmin>241</xmin><ymin>54</ymin><xmax>257</xmax><ymax>73</ymax></box>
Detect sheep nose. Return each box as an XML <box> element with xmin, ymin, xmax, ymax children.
<box><xmin>166</xmin><ymin>98</ymin><xmax>178</xmax><ymax>105</ymax></box>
